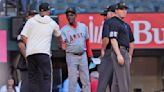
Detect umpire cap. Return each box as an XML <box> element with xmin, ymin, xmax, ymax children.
<box><xmin>107</xmin><ymin>4</ymin><xmax>116</xmax><ymax>12</ymax></box>
<box><xmin>100</xmin><ymin>4</ymin><xmax>116</xmax><ymax>16</ymax></box>
<box><xmin>100</xmin><ymin>9</ymin><xmax>108</xmax><ymax>16</ymax></box>
<box><xmin>115</xmin><ymin>2</ymin><xmax>128</xmax><ymax>9</ymax></box>
<box><xmin>65</xmin><ymin>7</ymin><xmax>76</xmax><ymax>14</ymax></box>
<box><xmin>39</xmin><ymin>2</ymin><xmax>51</xmax><ymax>12</ymax></box>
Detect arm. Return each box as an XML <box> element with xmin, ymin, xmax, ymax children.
<box><xmin>109</xmin><ymin>22</ymin><xmax>124</xmax><ymax>65</ymax></box>
<box><xmin>127</xmin><ymin>24</ymin><xmax>135</xmax><ymax>64</ymax></box>
<box><xmin>111</xmin><ymin>39</ymin><xmax>124</xmax><ymax>65</ymax></box>
<box><xmin>85</xmin><ymin>25</ymin><xmax>93</xmax><ymax>58</ymax></box>
<box><xmin>60</xmin><ymin>27</ymin><xmax>67</xmax><ymax>50</ymax></box>
<box><xmin>20</xmin><ymin>20</ymin><xmax>31</xmax><ymax>39</ymax></box>
<box><xmin>19</xmin><ymin>20</ymin><xmax>29</xmax><ymax>59</ymax></box>
<box><xmin>53</xmin><ymin>23</ymin><xmax>62</xmax><ymax>49</ymax></box>
<box><xmin>18</xmin><ymin>35</ymin><xmax>27</xmax><ymax>62</ymax></box>
<box><xmin>101</xmin><ymin>20</ymin><xmax>109</xmax><ymax>57</ymax></box>
<box><xmin>129</xmin><ymin>42</ymin><xmax>134</xmax><ymax>63</ymax></box>
<box><xmin>57</xmin><ymin>36</ymin><xmax>63</xmax><ymax>49</ymax></box>
<box><xmin>101</xmin><ymin>37</ymin><xmax>109</xmax><ymax>58</ymax></box>
<box><xmin>86</xmin><ymin>39</ymin><xmax>93</xmax><ymax>58</ymax></box>
<box><xmin>20</xmin><ymin>35</ymin><xmax>27</xmax><ymax>44</ymax></box>
<box><xmin>18</xmin><ymin>42</ymin><xmax>26</xmax><ymax>58</ymax></box>
<box><xmin>17</xmin><ymin>20</ymin><xmax>30</xmax><ymax>62</ymax></box>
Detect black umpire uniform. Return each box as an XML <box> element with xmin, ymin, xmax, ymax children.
<box><xmin>109</xmin><ymin>3</ymin><xmax>134</xmax><ymax>92</ymax></box>
<box><xmin>97</xmin><ymin>5</ymin><xmax>116</xmax><ymax>92</ymax></box>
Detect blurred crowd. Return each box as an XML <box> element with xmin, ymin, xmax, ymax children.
<box><xmin>0</xmin><ymin>0</ymin><xmax>164</xmax><ymax>16</ymax></box>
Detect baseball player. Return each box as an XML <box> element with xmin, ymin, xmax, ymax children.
<box><xmin>61</xmin><ymin>7</ymin><xmax>91</xmax><ymax>92</ymax></box>
<box><xmin>97</xmin><ymin>4</ymin><xmax>116</xmax><ymax>92</ymax></box>
<box><xmin>108</xmin><ymin>2</ymin><xmax>134</xmax><ymax>92</ymax></box>
<box><xmin>19</xmin><ymin>2</ymin><xmax>61</xmax><ymax>92</ymax></box>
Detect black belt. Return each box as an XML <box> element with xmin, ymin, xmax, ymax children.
<box><xmin>119</xmin><ymin>46</ymin><xmax>129</xmax><ymax>51</ymax></box>
<box><xmin>68</xmin><ymin>52</ymin><xmax>84</xmax><ymax>56</ymax></box>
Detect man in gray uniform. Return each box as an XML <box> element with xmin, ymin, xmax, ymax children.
<box><xmin>109</xmin><ymin>2</ymin><xmax>134</xmax><ymax>92</ymax></box>
<box><xmin>61</xmin><ymin>7</ymin><xmax>91</xmax><ymax>92</ymax></box>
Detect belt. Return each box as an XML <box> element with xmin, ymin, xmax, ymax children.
<box><xmin>68</xmin><ymin>52</ymin><xmax>84</xmax><ymax>56</ymax></box>
<box><xmin>119</xmin><ymin>46</ymin><xmax>129</xmax><ymax>51</ymax></box>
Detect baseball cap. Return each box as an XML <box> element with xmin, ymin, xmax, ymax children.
<box><xmin>65</xmin><ymin>7</ymin><xmax>76</xmax><ymax>14</ymax></box>
<box><xmin>100</xmin><ymin>9</ymin><xmax>108</xmax><ymax>16</ymax></box>
<box><xmin>100</xmin><ymin>4</ymin><xmax>116</xmax><ymax>16</ymax></box>
<box><xmin>115</xmin><ymin>2</ymin><xmax>128</xmax><ymax>9</ymax></box>
<box><xmin>107</xmin><ymin>4</ymin><xmax>116</xmax><ymax>12</ymax></box>
<box><xmin>39</xmin><ymin>2</ymin><xmax>51</xmax><ymax>12</ymax></box>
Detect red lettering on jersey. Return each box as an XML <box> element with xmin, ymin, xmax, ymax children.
<box><xmin>70</xmin><ymin>36</ymin><xmax>74</xmax><ymax>43</ymax></box>
<box><xmin>73</xmin><ymin>34</ymin><xmax>76</xmax><ymax>39</ymax></box>
<box><xmin>77</xmin><ymin>33</ymin><xmax>81</xmax><ymax>38</ymax></box>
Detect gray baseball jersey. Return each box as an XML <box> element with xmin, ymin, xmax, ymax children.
<box><xmin>61</xmin><ymin>22</ymin><xmax>89</xmax><ymax>53</ymax></box>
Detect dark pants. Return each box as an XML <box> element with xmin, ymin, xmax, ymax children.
<box><xmin>20</xmin><ymin>70</ymin><xmax>29</xmax><ymax>92</ymax></box>
<box><xmin>27</xmin><ymin>53</ymin><xmax>52</xmax><ymax>92</ymax></box>
<box><xmin>111</xmin><ymin>48</ymin><xmax>130</xmax><ymax>92</ymax></box>
<box><xmin>97</xmin><ymin>49</ymin><xmax>113</xmax><ymax>92</ymax></box>
<box><xmin>17</xmin><ymin>55</ymin><xmax>29</xmax><ymax>92</ymax></box>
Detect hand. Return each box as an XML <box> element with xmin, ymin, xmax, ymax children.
<box><xmin>100</xmin><ymin>49</ymin><xmax>105</xmax><ymax>58</ymax></box>
<box><xmin>129</xmin><ymin>55</ymin><xmax>132</xmax><ymax>64</ymax></box>
<box><xmin>21</xmin><ymin>35</ymin><xmax>27</xmax><ymax>44</ymax></box>
<box><xmin>117</xmin><ymin>54</ymin><xmax>124</xmax><ymax>65</ymax></box>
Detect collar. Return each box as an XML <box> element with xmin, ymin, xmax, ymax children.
<box><xmin>112</xmin><ymin>16</ymin><xmax>125</xmax><ymax>24</ymax></box>
<box><xmin>69</xmin><ymin>22</ymin><xmax>78</xmax><ymax>29</ymax></box>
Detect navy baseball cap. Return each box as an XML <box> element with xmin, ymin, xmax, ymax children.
<box><xmin>100</xmin><ymin>9</ymin><xmax>108</xmax><ymax>16</ymax></box>
<box><xmin>107</xmin><ymin>4</ymin><xmax>116</xmax><ymax>12</ymax></box>
<box><xmin>39</xmin><ymin>3</ymin><xmax>51</xmax><ymax>12</ymax></box>
<box><xmin>65</xmin><ymin>7</ymin><xmax>76</xmax><ymax>14</ymax></box>
<box><xmin>100</xmin><ymin>4</ymin><xmax>116</xmax><ymax>16</ymax></box>
<box><xmin>115</xmin><ymin>2</ymin><xmax>128</xmax><ymax>9</ymax></box>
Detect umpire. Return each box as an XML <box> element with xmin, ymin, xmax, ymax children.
<box><xmin>109</xmin><ymin>2</ymin><xmax>134</xmax><ymax>92</ymax></box>
<box><xmin>97</xmin><ymin>4</ymin><xmax>116</xmax><ymax>92</ymax></box>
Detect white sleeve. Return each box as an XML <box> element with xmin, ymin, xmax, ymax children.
<box><xmin>20</xmin><ymin>20</ymin><xmax>31</xmax><ymax>38</ymax></box>
<box><xmin>53</xmin><ymin>22</ymin><xmax>61</xmax><ymax>37</ymax></box>
<box><xmin>61</xmin><ymin>28</ymin><xmax>66</xmax><ymax>42</ymax></box>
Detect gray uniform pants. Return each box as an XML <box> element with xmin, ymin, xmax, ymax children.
<box><xmin>111</xmin><ymin>48</ymin><xmax>130</xmax><ymax>92</ymax></box>
<box><xmin>97</xmin><ymin>49</ymin><xmax>113</xmax><ymax>92</ymax></box>
<box><xmin>66</xmin><ymin>52</ymin><xmax>91</xmax><ymax>92</ymax></box>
